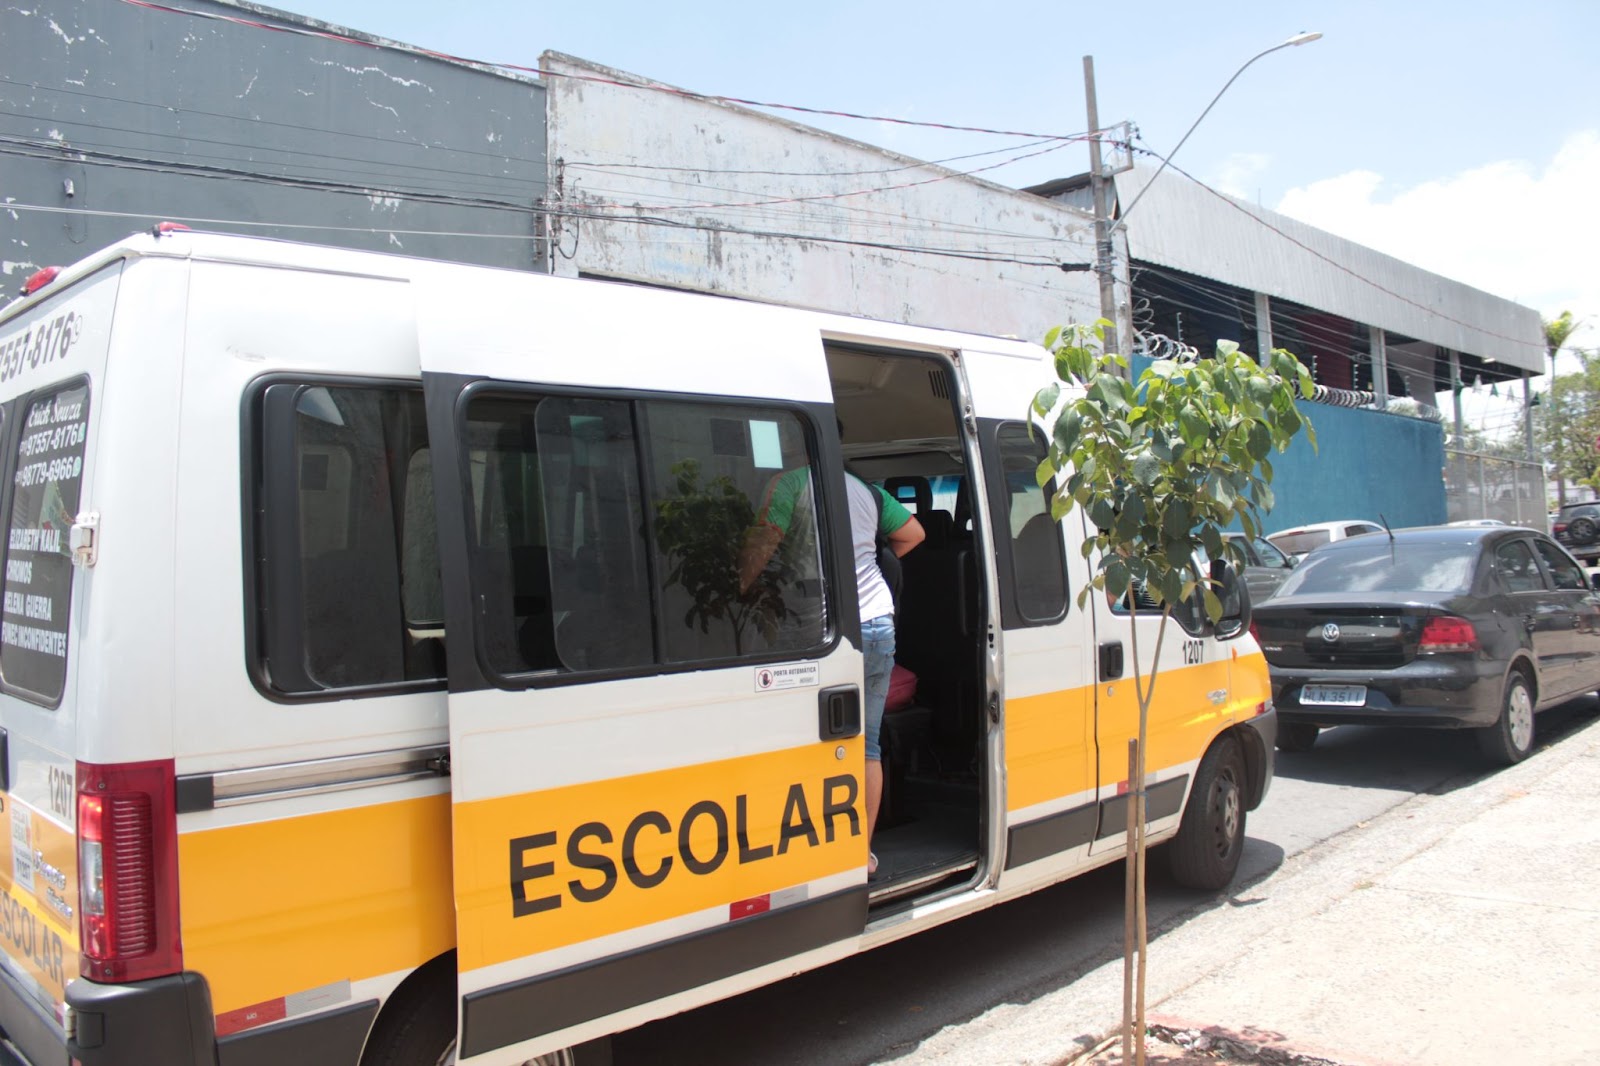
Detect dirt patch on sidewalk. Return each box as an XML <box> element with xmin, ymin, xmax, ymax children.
<box><xmin>1065</xmin><ymin>1021</ymin><xmax>1356</xmax><ymax>1066</ymax></box>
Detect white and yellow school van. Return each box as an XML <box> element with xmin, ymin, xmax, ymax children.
<box><xmin>0</xmin><ymin>231</ymin><xmax>1275</xmax><ymax>1066</ymax></box>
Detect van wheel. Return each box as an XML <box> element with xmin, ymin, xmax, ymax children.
<box><xmin>1167</xmin><ymin>736</ymin><xmax>1246</xmax><ymax>891</ymax></box>
<box><xmin>1275</xmin><ymin>723</ymin><xmax>1319</xmax><ymax>753</ymax></box>
<box><xmin>361</xmin><ymin>956</ymin><xmax>612</xmax><ymax>1066</ymax></box>
<box><xmin>1477</xmin><ymin>672</ymin><xmax>1536</xmax><ymax>766</ymax></box>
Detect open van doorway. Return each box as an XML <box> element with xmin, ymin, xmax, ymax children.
<box><xmin>825</xmin><ymin>343</ymin><xmax>989</xmax><ymax>909</ymax></box>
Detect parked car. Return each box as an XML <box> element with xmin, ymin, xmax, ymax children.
<box><xmin>1447</xmin><ymin>518</ymin><xmax>1507</xmax><ymax>527</ymax></box>
<box><xmin>1267</xmin><ymin>519</ymin><xmax>1385</xmax><ymax>562</ymax></box>
<box><xmin>1551</xmin><ymin>501</ymin><xmax>1600</xmax><ymax>563</ymax></box>
<box><xmin>1251</xmin><ymin>525</ymin><xmax>1600</xmax><ymax>764</ymax></box>
<box><xmin>1222</xmin><ymin>532</ymin><xmax>1298</xmax><ymax>602</ymax></box>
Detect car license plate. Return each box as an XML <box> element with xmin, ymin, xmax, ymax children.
<box><xmin>1300</xmin><ymin>684</ymin><xmax>1367</xmax><ymax>706</ymax></box>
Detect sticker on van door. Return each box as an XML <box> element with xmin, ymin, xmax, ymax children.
<box><xmin>754</xmin><ymin>662</ymin><xmax>820</xmax><ymax>692</ymax></box>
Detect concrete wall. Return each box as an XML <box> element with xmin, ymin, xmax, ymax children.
<box><xmin>542</xmin><ymin>52</ymin><xmax>1105</xmax><ymax>343</ymax></box>
<box><xmin>1</xmin><ymin>0</ymin><xmax>547</xmax><ymax>286</ymax></box>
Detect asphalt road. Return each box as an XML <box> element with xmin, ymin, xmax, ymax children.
<box><xmin>610</xmin><ymin>696</ymin><xmax>1600</xmax><ymax>1066</ymax></box>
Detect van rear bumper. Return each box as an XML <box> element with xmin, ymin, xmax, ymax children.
<box><xmin>66</xmin><ymin>972</ymin><xmax>216</xmax><ymax>1066</ymax></box>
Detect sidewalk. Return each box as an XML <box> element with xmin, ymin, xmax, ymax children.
<box><xmin>897</xmin><ymin>713</ymin><xmax>1600</xmax><ymax>1066</ymax></box>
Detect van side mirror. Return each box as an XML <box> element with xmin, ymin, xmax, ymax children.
<box><xmin>1210</xmin><ymin>559</ymin><xmax>1253</xmax><ymax>641</ymax></box>
<box><xmin>1590</xmin><ymin>571</ymin><xmax>1600</xmax><ymax>592</ymax></box>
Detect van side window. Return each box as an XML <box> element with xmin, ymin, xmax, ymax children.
<box><xmin>993</xmin><ymin>423</ymin><xmax>1067</xmax><ymax>626</ymax></box>
<box><xmin>252</xmin><ymin>383</ymin><xmax>443</xmax><ymax>696</ymax></box>
<box><xmin>1</xmin><ymin>381</ymin><xmax>90</xmax><ymax>707</ymax></box>
<box><xmin>461</xmin><ymin>392</ymin><xmax>826</xmax><ymax>680</ymax></box>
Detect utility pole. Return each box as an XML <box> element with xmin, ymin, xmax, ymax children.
<box><xmin>1083</xmin><ymin>56</ymin><xmax>1121</xmax><ymax>361</ymax></box>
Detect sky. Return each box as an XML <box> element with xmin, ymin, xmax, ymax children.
<box><xmin>296</xmin><ymin>0</ymin><xmax>1596</xmax><ymax>437</ymax></box>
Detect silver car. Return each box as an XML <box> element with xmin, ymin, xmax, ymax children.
<box><xmin>1223</xmin><ymin>532</ymin><xmax>1298</xmax><ymax>602</ymax></box>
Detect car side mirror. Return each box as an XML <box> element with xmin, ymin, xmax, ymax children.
<box><xmin>1210</xmin><ymin>559</ymin><xmax>1253</xmax><ymax>640</ymax></box>
<box><xmin>1590</xmin><ymin>572</ymin><xmax>1600</xmax><ymax>592</ymax></box>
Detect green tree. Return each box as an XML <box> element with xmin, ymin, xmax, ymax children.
<box><xmin>1031</xmin><ymin>322</ymin><xmax>1314</xmax><ymax>1062</ymax></box>
<box><xmin>1543</xmin><ymin>311</ymin><xmax>1586</xmax><ymax>503</ymax></box>
<box><xmin>1536</xmin><ymin>355</ymin><xmax>1600</xmax><ymax>495</ymax></box>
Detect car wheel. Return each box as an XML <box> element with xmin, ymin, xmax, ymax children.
<box><xmin>1568</xmin><ymin>516</ymin><xmax>1598</xmax><ymax>545</ymax></box>
<box><xmin>1477</xmin><ymin>672</ymin><xmax>1536</xmax><ymax>766</ymax></box>
<box><xmin>1167</xmin><ymin>736</ymin><xmax>1246</xmax><ymax>891</ymax></box>
<box><xmin>1275</xmin><ymin>722</ymin><xmax>1320</xmax><ymax>753</ymax></box>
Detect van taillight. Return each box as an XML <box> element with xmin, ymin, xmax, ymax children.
<box><xmin>21</xmin><ymin>266</ymin><xmax>60</xmax><ymax>296</ymax></box>
<box><xmin>1418</xmin><ymin>615</ymin><xmax>1478</xmax><ymax>653</ymax></box>
<box><xmin>76</xmin><ymin>760</ymin><xmax>182</xmax><ymax>983</ymax></box>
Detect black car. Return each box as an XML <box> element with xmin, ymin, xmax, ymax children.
<box><xmin>1552</xmin><ymin>501</ymin><xmax>1600</xmax><ymax>563</ymax></box>
<box><xmin>1251</xmin><ymin>526</ymin><xmax>1600</xmax><ymax>764</ymax></box>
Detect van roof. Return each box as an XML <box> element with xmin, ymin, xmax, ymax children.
<box><xmin>2</xmin><ymin>229</ymin><xmax>1051</xmax><ymax>362</ymax></box>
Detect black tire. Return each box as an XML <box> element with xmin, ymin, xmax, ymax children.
<box><xmin>361</xmin><ymin>954</ymin><xmax>612</xmax><ymax>1066</ymax></box>
<box><xmin>1275</xmin><ymin>722</ymin><xmax>1320</xmax><ymax>753</ymax></box>
<box><xmin>1477</xmin><ymin>671</ymin><xmax>1536</xmax><ymax>766</ymax></box>
<box><xmin>1167</xmin><ymin>735</ymin><xmax>1247</xmax><ymax>891</ymax></box>
<box><xmin>1569</xmin><ymin>516</ymin><xmax>1598</xmax><ymax>545</ymax></box>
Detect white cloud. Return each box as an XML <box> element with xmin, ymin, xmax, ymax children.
<box><xmin>1210</xmin><ymin>151</ymin><xmax>1270</xmax><ymax>200</ymax></box>
<box><xmin>1274</xmin><ymin>131</ymin><xmax>1600</xmax><ymax>359</ymax></box>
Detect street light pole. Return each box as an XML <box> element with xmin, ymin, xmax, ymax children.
<box><xmin>1112</xmin><ymin>31</ymin><xmax>1323</xmax><ymax>234</ymax></box>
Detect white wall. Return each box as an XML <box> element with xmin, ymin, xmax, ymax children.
<box><xmin>542</xmin><ymin>53</ymin><xmax>1107</xmax><ymax>345</ymax></box>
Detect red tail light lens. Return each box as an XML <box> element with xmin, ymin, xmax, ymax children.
<box><xmin>1248</xmin><ymin>621</ymin><xmax>1261</xmax><ymax>644</ymax></box>
<box><xmin>21</xmin><ymin>266</ymin><xmax>60</xmax><ymax>296</ymax></box>
<box><xmin>76</xmin><ymin>760</ymin><xmax>181</xmax><ymax>983</ymax></box>
<box><xmin>1418</xmin><ymin>615</ymin><xmax>1478</xmax><ymax>653</ymax></box>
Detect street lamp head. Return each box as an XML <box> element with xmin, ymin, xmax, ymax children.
<box><xmin>1285</xmin><ymin>31</ymin><xmax>1323</xmax><ymax>46</ymax></box>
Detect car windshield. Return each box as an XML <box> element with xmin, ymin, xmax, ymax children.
<box><xmin>1270</xmin><ymin>529</ymin><xmax>1331</xmax><ymax>556</ymax></box>
<box><xmin>1276</xmin><ymin>539</ymin><xmax>1477</xmax><ymax>596</ymax></box>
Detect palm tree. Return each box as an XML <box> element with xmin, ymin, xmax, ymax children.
<box><xmin>1547</xmin><ymin>311</ymin><xmax>1580</xmax><ymax>506</ymax></box>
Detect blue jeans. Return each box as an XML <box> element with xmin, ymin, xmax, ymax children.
<box><xmin>862</xmin><ymin>614</ymin><xmax>896</xmax><ymax>761</ymax></box>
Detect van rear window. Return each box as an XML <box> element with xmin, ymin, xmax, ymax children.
<box><xmin>250</xmin><ymin>383</ymin><xmax>444</xmax><ymax>697</ymax></box>
<box><xmin>1</xmin><ymin>380</ymin><xmax>91</xmax><ymax>706</ymax></box>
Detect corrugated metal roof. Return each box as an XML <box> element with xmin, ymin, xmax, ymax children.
<box><xmin>1114</xmin><ymin>166</ymin><xmax>1544</xmax><ymax>374</ymax></box>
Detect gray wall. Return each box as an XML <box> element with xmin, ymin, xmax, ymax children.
<box><xmin>1</xmin><ymin>0</ymin><xmax>547</xmax><ymax>287</ymax></box>
<box><xmin>543</xmin><ymin>52</ymin><xmax>1106</xmax><ymax>343</ymax></box>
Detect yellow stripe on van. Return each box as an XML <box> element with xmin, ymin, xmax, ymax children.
<box><xmin>1095</xmin><ymin>657</ymin><xmax>1241</xmax><ymax>783</ymax></box>
<box><xmin>1004</xmin><ymin>686</ymin><xmax>1093</xmax><ymax>812</ymax></box>
<box><xmin>178</xmin><ymin>793</ymin><xmax>454</xmax><ymax>1014</ymax></box>
<box><xmin>0</xmin><ymin>804</ymin><xmax>77</xmax><ymax>1008</ymax></box>
<box><xmin>454</xmin><ymin>740</ymin><xmax>864</xmax><ymax>974</ymax></box>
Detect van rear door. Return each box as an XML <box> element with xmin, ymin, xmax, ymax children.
<box><xmin>418</xmin><ymin>274</ymin><xmax>868</xmax><ymax>1064</ymax></box>
<box><xmin>0</xmin><ymin>262</ymin><xmax>118</xmax><ymax>1062</ymax></box>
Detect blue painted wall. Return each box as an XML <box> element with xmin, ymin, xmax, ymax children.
<box><xmin>1262</xmin><ymin>402</ymin><xmax>1447</xmax><ymax>535</ymax></box>
<box><xmin>1126</xmin><ymin>354</ymin><xmax>1446</xmax><ymax>535</ymax></box>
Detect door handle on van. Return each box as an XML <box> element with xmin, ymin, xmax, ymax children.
<box><xmin>818</xmin><ymin>685</ymin><xmax>861</xmax><ymax>741</ymax></box>
<box><xmin>1098</xmin><ymin>641</ymin><xmax>1124</xmax><ymax>682</ymax></box>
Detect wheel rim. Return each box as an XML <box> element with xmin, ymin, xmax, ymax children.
<box><xmin>1210</xmin><ymin>770</ymin><xmax>1241</xmax><ymax>857</ymax></box>
<box><xmin>438</xmin><ymin>1043</ymin><xmax>576</xmax><ymax>1066</ymax></box>
<box><xmin>1508</xmin><ymin>682</ymin><xmax>1535</xmax><ymax>753</ymax></box>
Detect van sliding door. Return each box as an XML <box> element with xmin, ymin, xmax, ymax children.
<box><xmin>417</xmin><ymin>276</ymin><xmax>867</xmax><ymax>1064</ymax></box>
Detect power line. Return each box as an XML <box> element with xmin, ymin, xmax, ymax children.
<box><xmin>112</xmin><ymin>0</ymin><xmax>1091</xmax><ymax>142</ymax></box>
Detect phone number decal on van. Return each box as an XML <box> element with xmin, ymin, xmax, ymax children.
<box><xmin>0</xmin><ymin>311</ymin><xmax>81</xmax><ymax>385</ymax></box>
